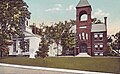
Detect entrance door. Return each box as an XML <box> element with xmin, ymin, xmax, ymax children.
<box><xmin>80</xmin><ymin>43</ymin><xmax>87</xmax><ymax>53</ymax></box>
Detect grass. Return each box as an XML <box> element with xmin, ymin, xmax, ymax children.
<box><xmin>0</xmin><ymin>56</ymin><xmax>120</xmax><ymax>73</ymax></box>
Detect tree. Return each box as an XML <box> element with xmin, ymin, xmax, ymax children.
<box><xmin>0</xmin><ymin>32</ymin><xmax>9</xmax><ymax>57</ymax></box>
<box><xmin>107</xmin><ymin>35</ymin><xmax>113</xmax><ymax>43</ymax></box>
<box><xmin>33</xmin><ymin>20</ymin><xmax>76</xmax><ymax>56</ymax></box>
<box><xmin>92</xmin><ymin>18</ymin><xmax>97</xmax><ymax>24</ymax></box>
<box><xmin>92</xmin><ymin>18</ymin><xmax>103</xmax><ymax>24</ymax></box>
<box><xmin>48</xmin><ymin>20</ymin><xmax>76</xmax><ymax>56</ymax></box>
<box><xmin>30</xmin><ymin>25</ymin><xmax>40</xmax><ymax>35</ymax></box>
<box><xmin>0</xmin><ymin>0</ymin><xmax>31</xmax><ymax>56</ymax></box>
<box><xmin>36</xmin><ymin>36</ymin><xmax>49</xmax><ymax>59</ymax></box>
<box><xmin>111</xmin><ymin>31</ymin><xmax>120</xmax><ymax>53</ymax></box>
<box><xmin>61</xmin><ymin>20</ymin><xmax>76</xmax><ymax>55</ymax></box>
<box><xmin>51</xmin><ymin>22</ymin><xmax>65</xmax><ymax>55</ymax></box>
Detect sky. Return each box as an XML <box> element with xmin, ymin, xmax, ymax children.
<box><xmin>25</xmin><ymin>0</ymin><xmax>120</xmax><ymax>35</ymax></box>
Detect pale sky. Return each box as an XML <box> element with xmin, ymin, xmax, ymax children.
<box><xmin>25</xmin><ymin>0</ymin><xmax>120</xmax><ymax>35</ymax></box>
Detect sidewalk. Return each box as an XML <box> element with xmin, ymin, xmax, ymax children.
<box><xmin>0</xmin><ymin>63</ymin><xmax>111</xmax><ymax>74</ymax></box>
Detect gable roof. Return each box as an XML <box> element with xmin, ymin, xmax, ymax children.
<box><xmin>91</xmin><ymin>24</ymin><xmax>106</xmax><ymax>32</ymax></box>
<box><xmin>76</xmin><ymin>0</ymin><xmax>90</xmax><ymax>7</ymax></box>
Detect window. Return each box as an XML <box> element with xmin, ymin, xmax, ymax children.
<box><xmin>95</xmin><ymin>45</ymin><xmax>98</xmax><ymax>48</ymax></box>
<box><xmin>94</xmin><ymin>34</ymin><xmax>98</xmax><ymax>40</ymax></box>
<box><xmin>99</xmin><ymin>37</ymin><xmax>103</xmax><ymax>40</ymax></box>
<box><xmin>79</xmin><ymin>26</ymin><xmax>87</xmax><ymax>29</ymax></box>
<box><xmin>86</xmin><ymin>33</ymin><xmax>88</xmax><ymax>40</ymax></box>
<box><xmin>95</xmin><ymin>45</ymin><xmax>98</xmax><ymax>50</ymax></box>
<box><xmin>13</xmin><ymin>40</ymin><xmax>16</xmax><ymax>52</ymax></box>
<box><xmin>99</xmin><ymin>34</ymin><xmax>103</xmax><ymax>37</ymax></box>
<box><xmin>82</xmin><ymin>33</ymin><xmax>85</xmax><ymax>40</ymax></box>
<box><xmin>94</xmin><ymin>34</ymin><xmax>98</xmax><ymax>38</ymax></box>
<box><xmin>100</xmin><ymin>48</ymin><xmax>103</xmax><ymax>50</ymax></box>
<box><xmin>99</xmin><ymin>34</ymin><xmax>103</xmax><ymax>40</ymax></box>
<box><xmin>100</xmin><ymin>45</ymin><xmax>103</xmax><ymax>50</ymax></box>
<box><xmin>25</xmin><ymin>39</ymin><xmax>30</xmax><ymax>52</ymax></box>
<box><xmin>81</xmin><ymin>14</ymin><xmax>88</xmax><ymax>21</ymax></box>
<box><xmin>96</xmin><ymin>48</ymin><xmax>98</xmax><ymax>50</ymax></box>
<box><xmin>100</xmin><ymin>45</ymin><xmax>103</xmax><ymax>48</ymax></box>
<box><xmin>79</xmin><ymin>34</ymin><xmax>81</xmax><ymax>40</ymax></box>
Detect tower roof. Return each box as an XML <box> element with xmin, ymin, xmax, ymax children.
<box><xmin>76</xmin><ymin>0</ymin><xmax>90</xmax><ymax>7</ymax></box>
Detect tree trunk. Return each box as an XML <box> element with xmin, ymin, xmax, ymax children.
<box><xmin>0</xmin><ymin>51</ymin><xmax>2</xmax><ymax>57</ymax></box>
<box><xmin>57</xmin><ymin>44</ymin><xmax>59</xmax><ymax>56</ymax></box>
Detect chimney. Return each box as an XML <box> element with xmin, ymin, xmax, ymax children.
<box><xmin>104</xmin><ymin>17</ymin><xmax>107</xmax><ymax>25</ymax></box>
<box><xmin>104</xmin><ymin>17</ymin><xmax>107</xmax><ymax>30</ymax></box>
<box><xmin>65</xmin><ymin>21</ymin><xmax>68</xmax><ymax>28</ymax></box>
<box><xmin>32</xmin><ymin>23</ymin><xmax>37</xmax><ymax>34</ymax></box>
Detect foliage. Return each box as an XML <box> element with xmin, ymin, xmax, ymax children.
<box><xmin>61</xmin><ymin>20</ymin><xmax>76</xmax><ymax>55</ymax></box>
<box><xmin>47</xmin><ymin>20</ymin><xmax>76</xmax><ymax>55</ymax></box>
<box><xmin>33</xmin><ymin>20</ymin><xmax>76</xmax><ymax>56</ymax></box>
<box><xmin>61</xmin><ymin>29</ymin><xmax>76</xmax><ymax>55</ymax></box>
<box><xmin>30</xmin><ymin>24</ymin><xmax>43</xmax><ymax>35</ymax></box>
<box><xmin>36</xmin><ymin>36</ymin><xmax>49</xmax><ymax>59</ymax></box>
<box><xmin>107</xmin><ymin>35</ymin><xmax>113</xmax><ymax>43</ymax></box>
<box><xmin>111</xmin><ymin>31</ymin><xmax>120</xmax><ymax>53</ymax></box>
<box><xmin>51</xmin><ymin>22</ymin><xmax>65</xmax><ymax>55</ymax></box>
<box><xmin>0</xmin><ymin>0</ymin><xmax>31</xmax><ymax>37</ymax></box>
<box><xmin>104</xmin><ymin>45</ymin><xmax>113</xmax><ymax>56</ymax></box>
<box><xmin>92</xmin><ymin>18</ymin><xmax>103</xmax><ymax>24</ymax></box>
<box><xmin>0</xmin><ymin>0</ymin><xmax>31</xmax><ymax>56</ymax></box>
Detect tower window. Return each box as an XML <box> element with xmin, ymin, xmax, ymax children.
<box><xmin>82</xmin><ymin>33</ymin><xmax>85</xmax><ymax>40</ymax></box>
<box><xmin>86</xmin><ymin>33</ymin><xmax>88</xmax><ymax>40</ymax></box>
<box><xmin>79</xmin><ymin>10</ymin><xmax>87</xmax><ymax>21</ymax></box>
<box><xmin>80</xmin><ymin>14</ymin><xmax>88</xmax><ymax>21</ymax></box>
<box><xmin>79</xmin><ymin>34</ymin><xmax>81</xmax><ymax>40</ymax></box>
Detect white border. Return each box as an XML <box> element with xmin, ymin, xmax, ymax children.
<box><xmin>0</xmin><ymin>63</ymin><xmax>111</xmax><ymax>74</ymax></box>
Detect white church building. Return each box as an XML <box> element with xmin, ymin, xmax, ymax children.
<box><xmin>8</xmin><ymin>25</ymin><xmax>62</xmax><ymax>58</ymax></box>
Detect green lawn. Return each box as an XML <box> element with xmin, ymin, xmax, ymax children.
<box><xmin>0</xmin><ymin>57</ymin><xmax>120</xmax><ymax>73</ymax></box>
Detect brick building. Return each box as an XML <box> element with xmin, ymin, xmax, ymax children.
<box><xmin>75</xmin><ymin>0</ymin><xmax>107</xmax><ymax>56</ymax></box>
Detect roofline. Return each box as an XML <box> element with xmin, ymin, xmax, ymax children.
<box><xmin>24</xmin><ymin>31</ymin><xmax>41</xmax><ymax>38</ymax></box>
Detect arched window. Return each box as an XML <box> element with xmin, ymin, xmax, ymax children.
<box><xmin>79</xmin><ymin>10</ymin><xmax>87</xmax><ymax>21</ymax></box>
<box><xmin>80</xmin><ymin>14</ymin><xmax>88</xmax><ymax>21</ymax></box>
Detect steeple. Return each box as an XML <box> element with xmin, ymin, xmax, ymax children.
<box><xmin>76</xmin><ymin>0</ymin><xmax>90</xmax><ymax>7</ymax></box>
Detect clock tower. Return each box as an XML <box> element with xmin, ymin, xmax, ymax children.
<box><xmin>76</xmin><ymin>0</ymin><xmax>92</xmax><ymax>55</ymax></box>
